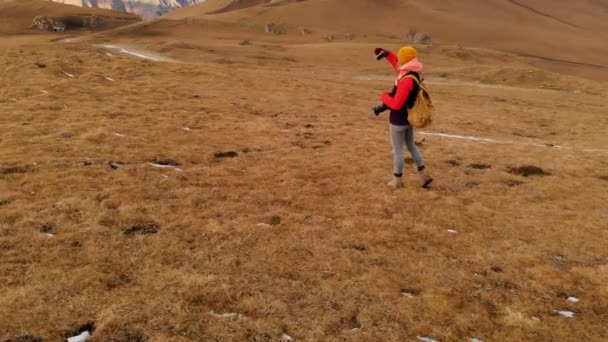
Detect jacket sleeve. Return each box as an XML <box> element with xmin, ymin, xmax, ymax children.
<box><xmin>381</xmin><ymin>78</ymin><xmax>414</xmax><ymax>110</ymax></box>
<box><xmin>385</xmin><ymin>51</ymin><xmax>400</xmax><ymax>73</ymax></box>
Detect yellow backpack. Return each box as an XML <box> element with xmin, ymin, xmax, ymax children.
<box><xmin>403</xmin><ymin>74</ymin><xmax>434</xmax><ymax>128</ymax></box>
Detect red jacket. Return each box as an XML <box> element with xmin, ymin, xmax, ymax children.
<box><xmin>380</xmin><ymin>52</ymin><xmax>420</xmax><ymax>126</ymax></box>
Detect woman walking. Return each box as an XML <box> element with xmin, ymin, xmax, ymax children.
<box><xmin>373</xmin><ymin>46</ymin><xmax>433</xmax><ymax>189</ymax></box>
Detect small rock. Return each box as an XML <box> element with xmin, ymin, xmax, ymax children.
<box><xmin>256</xmin><ymin>223</ymin><xmax>272</xmax><ymax>228</ymax></box>
<box><xmin>532</xmin><ymin>316</ymin><xmax>540</xmax><ymax>321</ymax></box>
<box><xmin>401</xmin><ymin>292</ymin><xmax>414</xmax><ymax>298</ymax></box>
<box><xmin>447</xmin><ymin>229</ymin><xmax>458</xmax><ymax>234</ymax></box>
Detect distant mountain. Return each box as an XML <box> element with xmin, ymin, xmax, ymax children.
<box><xmin>52</xmin><ymin>0</ymin><xmax>203</xmax><ymax>19</ymax></box>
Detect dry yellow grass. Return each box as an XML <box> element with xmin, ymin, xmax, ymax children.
<box><xmin>1</xmin><ymin>2</ymin><xmax>608</xmax><ymax>341</ymax></box>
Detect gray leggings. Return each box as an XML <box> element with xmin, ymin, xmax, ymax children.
<box><xmin>390</xmin><ymin>124</ymin><xmax>425</xmax><ymax>176</ymax></box>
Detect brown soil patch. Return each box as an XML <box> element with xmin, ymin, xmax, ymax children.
<box><xmin>8</xmin><ymin>336</ymin><xmax>44</xmax><ymax>342</ymax></box>
<box><xmin>123</xmin><ymin>222</ymin><xmax>160</xmax><ymax>236</ymax></box>
<box><xmin>150</xmin><ymin>158</ymin><xmax>180</xmax><ymax>166</ymax></box>
<box><xmin>1</xmin><ymin>166</ymin><xmax>29</xmax><ymax>175</ymax></box>
<box><xmin>469</xmin><ymin>163</ymin><xmax>492</xmax><ymax>170</ymax></box>
<box><xmin>37</xmin><ymin>223</ymin><xmax>54</xmax><ymax>234</ymax></box>
<box><xmin>504</xmin><ymin>179</ymin><xmax>525</xmax><ymax>187</ymax></box>
<box><xmin>213</xmin><ymin>151</ymin><xmax>239</xmax><ymax>159</ymax></box>
<box><xmin>509</xmin><ymin>165</ymin><xmax>552</xmax><ymax>177</ymax></box>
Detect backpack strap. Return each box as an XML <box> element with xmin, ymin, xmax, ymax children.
<box><xmin>403</xmin><ymin>74</ymin><xmax>422</xmax><ymax>85</ymax></box>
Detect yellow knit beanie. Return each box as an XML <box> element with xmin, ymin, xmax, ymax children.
<box><xmin>398</xmin><ymin>46</ymin><xmax>418</xmax><ymax>64</ymax></box>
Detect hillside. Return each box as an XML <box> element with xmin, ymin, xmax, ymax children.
<box><xmin>0</xmin><ymin>0</ymin><xmax>140</xmax><ymax>35</ymax></box>
<box><xmin>1</xmin><ymin>0</ymin><xmax>607</xmax><ymax>340</ymax></box>
<box><xmin>164</xmin><ymin>0</ymin><xmax>608</xmax><ymax>78</ymax></box>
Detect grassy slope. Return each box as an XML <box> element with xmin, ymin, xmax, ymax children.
<box><xmin>0</xmin><ymin>31</ymin><xmax>607</xmax><ymax>340</ymax></box>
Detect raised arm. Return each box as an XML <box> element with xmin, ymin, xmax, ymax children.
<box><xmin>374</xmin><ymin>48</ymin><xmax>400</xmax><ymax>73</ymax></box>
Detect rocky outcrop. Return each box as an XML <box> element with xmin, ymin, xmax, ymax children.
<box><xmin>30</xmin><ymin>14</ymin><xmax>139</xmax><ymax>31</ymax></box>
<box><xmin>31</xmin><ymin>16</ymin><xmax>66</xmax><ymax>31</ymax></box>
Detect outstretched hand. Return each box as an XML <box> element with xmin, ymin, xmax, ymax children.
<box><xmin>374</xmin><ymin>48</ymin><xmax>389</xmax><ymax>61</ymax></box>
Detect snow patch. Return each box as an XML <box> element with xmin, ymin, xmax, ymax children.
<box><xmin>417</xmin><ymin>337</ymin><xmax>437</xmax><ymax>342</ymax></box>
<box><xmin>567</xmin><ymin>296</ymin><xmax>580</xmax><ymax>303</ymax></box>
<box><xmin>149</xmin><ymin>163</ymin><xmax>183</xmax><ymax>172</ymax></box>
<box><xmin>98</xmin><ymin>44</ymin><xmax>162</xmax><ymax>62</ymax></box>
<box><xmin>67</xmin><ymin>331</ymin><xmax>91</xmax><ymax>342</ymax></box>
<box><xmin>554</xmin><ymin>310</ymin><xmax>575</xmax><ymax>318</ymax></box>
<box><xmin>280</xmin><ymin>333</ymin><xmax>294</xmax><ymax>342</ymax></box>
<box><xmin>210</xmin><ymin>311</ymin><xmax>240</xmax><ymax>319</ymax></box>
<box><xmin>418</xmin><ymin>131</ymin><xmax>608</xmax><ymax>154</ymax></box>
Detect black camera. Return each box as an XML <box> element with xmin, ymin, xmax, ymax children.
<box><xmin>373</xmin><ymin>103</ymin><xmax>389</xmax><ymax>116</ymax></box>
